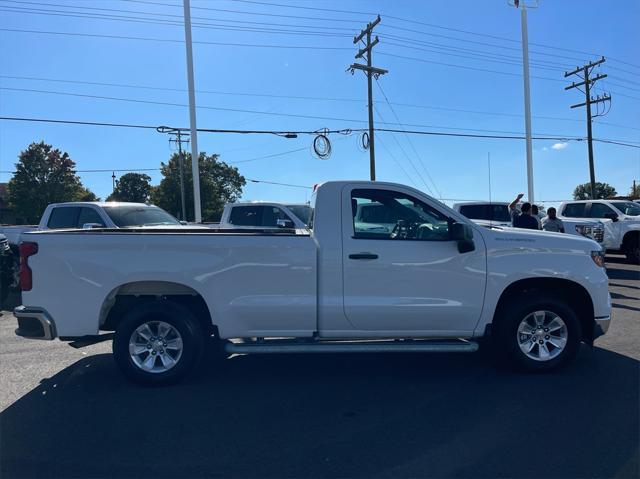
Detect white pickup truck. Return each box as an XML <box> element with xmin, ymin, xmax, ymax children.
<box><xmin>452</xmin><ymin>201</ymin><xmax>605</xmax><ymax>244</ymax></box>
<box><xmin>559</xmin><ymin>199</ymin><xmax>640</xmax><ymax>263</ymax></box>
<box><xmin>14</xmin><ymin>181</ymin><xmax>611</xmax><ymax>385</ymax></box>
<box><xmin>0</xmin><ymin>201</ymin><xmax>188</xmax><ymax>247</ymax></box>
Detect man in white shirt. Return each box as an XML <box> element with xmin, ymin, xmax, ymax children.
<box><xmin>542</xmin><ymin>207</ymin><xmax>565</xmax><ymax>233</ymax></box>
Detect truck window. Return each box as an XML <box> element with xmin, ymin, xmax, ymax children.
<box><xmin>103</xmin><ymin>206</ymin><xmax>180</xmax><ymax>227</ymax></box>
<box><xmin>589</xmin><ymin>203</ymin><xmax>615</xmax><ymax>219</ymax></box>
<box><xmin>610</xmin><ymin>201</ymin><xmax>640</xmax><ymax>216</ymax></box>
<box><xmin>229</xmin><ymin>206</ymin><xmax>263</xmax><ymax>226</ymax></box>
<box><xmin>459</xmin><ymin>204</ymin><xmax>490</xmax><ymax>221</ymax></box>
<box><xmin>352</xmin><ymin>189</ymin><xmax>450</xmax><ymax>241</ymax></box>
<box><xmin>562</xmin><ymin>203</ymin><xmax>586</xmax><ymax>218</ymax></box>
<box><xmin>47</xmin><ymin>207</ymin><xmax>80</xmax><ymax>229</ymax></box>
<box><xmin>77</xmin><ymin>207</ymin><xmax>106</xmax><ymax>228</ymax></box>
<box><xmin>261</xmin><ymin>207</ymin><xmax>293</xmax><ymax>227</ymax></box>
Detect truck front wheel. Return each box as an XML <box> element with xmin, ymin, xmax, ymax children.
<box><xmin>113</xmin><ymin>301</ymin><xmax>205</xmax><ymax>386</ymax></box>
<box><xmin>496</xmin><ymin>295</ymin><xmax>582</xmax><ymax>372</ymax></box>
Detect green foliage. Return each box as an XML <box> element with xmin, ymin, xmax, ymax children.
<box><xmin>572</xmin><ymin>182</ymin><xmax>617</xmax><ymax>200</ymax></box>
<box><xmin>150</xmin><ymin>152</ymin><xmax>245</xmax><ymax>222</ymax></box>
<box><xmin>107</xmin><ymin>173</ymin><xmax>152</xmax><ymax>203</ymax></box>
<box><xmin>7</xmin><ymin>142</ymin><xmax>98</xmax><ymax>224</ymax></box>
<box><xmin>630</xmin><ymin>182</ymin><xmax>640</xmax><ymax>199</ymax></box>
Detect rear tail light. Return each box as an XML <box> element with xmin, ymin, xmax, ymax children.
<box><xmin>19</xmin><ymin>242</ymin><xmax>38</xmax><ymax>291</ymax></box>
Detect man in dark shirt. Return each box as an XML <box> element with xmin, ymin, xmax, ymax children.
<box><xmin>513</xmin><ymin>202</ymin><xmax>540</xmax><ymax>229</ymax></box>
<box><xmin>508</xmin><ymin>193</ymin><xmax>540</xmax><ymax>230</ymax></box>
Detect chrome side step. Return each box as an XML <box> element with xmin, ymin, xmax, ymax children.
<box><xmin>224</xmin><ymin>339</ymin><xmax>478</xmax><ymax>354</ymax></box>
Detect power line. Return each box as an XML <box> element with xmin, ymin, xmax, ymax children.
<box><xmin>1</xmin><ymin>116</ymin><xmax>637</xmax><ymax>147</ymax></box>
<box><xmin>12</xmin><ymin>86</ymin><xmax>618</xmax><ymax>137</ymax></box>
<box><xmin>0</xmin><ymin>27</ymin><xmax>351</xmax><ymax>50</ymax></box>
<box><xmin>375</xmin><ymin>79</ymin><xmax>441</xmax><ymax>197</ymax></box>
<box><xmin>232</xmin><ymin>0</ymin><xmax>640</xmax><ymax>70</ymax></box>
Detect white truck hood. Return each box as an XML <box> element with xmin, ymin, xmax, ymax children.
<box><xmin>479</xmin><ymin>225</ymin><xmax>601</xmax><ymax>252</ymax></box>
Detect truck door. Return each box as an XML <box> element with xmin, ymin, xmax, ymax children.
<box><xmin>342</xmin><ymin>186</ymin><xmax>487</xmax><ymax>335</ymax></box>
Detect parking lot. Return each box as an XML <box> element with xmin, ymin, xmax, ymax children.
<box><xmin>0</xmin><ymin>255</ymin><xmax>638</xmax><ymax>478</ymax></box>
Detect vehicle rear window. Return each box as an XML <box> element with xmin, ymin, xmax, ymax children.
<box><xmin>77</xmin><ymin>207</ymin><xmax>105</xmax><ymax>228</ymax></box>
<box><xmin>229</xmin><ymin>206</ymin><xmax>263</xmax><ymax>226</ymax></box>
<box><xmin>459</xmin><ymin>204</ymin><xmax>511</xmax><ymax>222</ymax></box>
<box><xmin>562</xmin><ymin>203</ymin><xmax>586</xmax><ymax>217</ymax></box>
<box><xmin>47</xmin><ymin>207</ymin><xmax>80</xmax><ymax>229</ymax></box>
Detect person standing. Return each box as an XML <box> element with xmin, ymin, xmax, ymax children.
<box><xmin>531</xmin><ymin>204</ymin><xmax>542</xmax><ymax>229</ymax></box>
<box><xmin>542</xmin><ymin>207</ymin><xmax>565</xmax><ymax>233</ymax></box>
<box><xmin>508</xmin><ymin>193</ymin><xmax>539</xmax><ymax>229</ymax></box>
<box><xmin>509</xmin><ymin>193</ymin><xmax>525</xmax><ymax>226</ymax></box>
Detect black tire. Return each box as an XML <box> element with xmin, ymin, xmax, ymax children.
<box><xmin>494</xmin><ymin>294</ymin><xmax>582</xmax><ymax>372</ymax></box>
<box><xmin>113</xmin><ymin>300</ymin><xmax>205</xmax><ymax>386</ymax></box>
<box><xmin>625</xmin><ymin>242</ymin><xmax>640</xmax><ymax>264</ymax></box>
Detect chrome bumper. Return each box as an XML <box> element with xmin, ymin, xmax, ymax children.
<box><xmin>593</xmin><ymin>315</ymin><xmax>611</xmax><ymax>339</ymax></box>
<box><xmin>14</xmin><ymin>306</ymin><xmax>57</xmax><ymax>340</ymax></box>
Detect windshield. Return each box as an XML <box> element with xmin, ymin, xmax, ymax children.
<box><xmin>611</xmin><ymin>201</ymin><xmax>640</xmax><ymax>216</ymax></box>
<box><xmin>104</xmin><ymin>206</ymin><xmax>181</xmax><ymax>227</ymax></box>
<box><xmin>285</xmin><ymin>204</ymin><xmax>312</xmax><ymax>225</ymax></box>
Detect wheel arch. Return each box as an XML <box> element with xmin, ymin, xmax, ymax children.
<box><xmin>99</xmin><ymin>280</ymin><xmax>216</xmax><ymax>336</ymax></box>
<box><xmin>492</xmin><ymin>277</ymin><xmax>595</xmax><ymax>342</ymax></box>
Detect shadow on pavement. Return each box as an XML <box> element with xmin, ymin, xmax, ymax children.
<box><xmin>606</xmin><ymin>265</ymin><xmax>639</xmax><ymax>281</ymax></box>
<box><xmin>1</xmin><ymin>347</ymin><xmax>638</xmax><ymax>478</ymax></box>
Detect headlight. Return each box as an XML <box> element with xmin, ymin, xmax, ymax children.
<box><xmin>591</xmin><ymin>250</ymin><xmax>605</xmax><ymax>268</ymax></box>
<box><xmin>575</xmin><ymin>224</ymin><xmax>592</xmax><ymax>237</ymax></box>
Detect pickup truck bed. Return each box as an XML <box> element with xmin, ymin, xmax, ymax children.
<box><xmin>15</xmin><ymin>181</ymin><xmax>612</xmax><ymax>385</ymax></box>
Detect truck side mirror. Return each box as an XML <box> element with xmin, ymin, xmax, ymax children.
<box><xmin>277</xmin><ymin>219</ymin><xmax>294</xmax><ymax>228</ymax></box>
<box><xmin>450</xmin><ymin>222</ymin><xmax>475</xmax><ymax>253</ymax></box>
<box><xmin>603</xmin><ymin>212</ymin><xmax>619</xmax><ymax>222</ymax></box>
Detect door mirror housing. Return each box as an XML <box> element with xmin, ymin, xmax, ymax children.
<box><xmin>450</xmin><ymin>221</ymin><xmax>475</xmax><ymax>253</ymax></box>
<box><xmin>603</xmin><ymin>212</ymin><xmax>619</xmax><ymax>222</ymax></box>
<box><xmin>277</xmin><ymin>218</ymin><xmax>294</xmax><ymax>228</ymax></box>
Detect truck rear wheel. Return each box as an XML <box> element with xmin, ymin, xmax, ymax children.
<box><xmin>113</xmin><ymin>301</ymin><xmax>205</xmax><ymax>386</ymax></box>
<box><xmin>496</xmin><ymin>295</ymin><xmax>582</xmax><ymax>372</ymax></box>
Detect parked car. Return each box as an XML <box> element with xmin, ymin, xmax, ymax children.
<box><xmin>14</xmin><ymin>181</ymin><xmax>610</xmax><ymax>385</ymax></box>
<box><xmin>452</xmin><ymin>201</ymin><xmax>605</xmax><ymax>244</ymax></box>
<box><xmin>218</xmin><ymin>202</ymin><xmax>311</xmax><ymax>230</ymax></box>
<box><xmin>559</xmin><ymin>199</ymin><xmax>640</xmax><ymax>263</ymax></box>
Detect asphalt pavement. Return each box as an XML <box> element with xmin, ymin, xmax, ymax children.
<box><xmin>0</xmin><ymin>255</ymin><xmax>638</xmax><ymax>478</ymax></box>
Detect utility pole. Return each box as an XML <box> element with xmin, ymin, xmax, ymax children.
<box><xmin>111</xmin><ymin>171</ymin><xmax>116</xmax><ymax>193</ymax></box>
<box><xmin>349</xmin><ymin>15</ymin><xmax>387</xmax><ymax>181</ymax></box>
<box><xmin>509</xmin><ymin>0</ymin><xmax>538</xmax><ymax>203</ymax></box>
<box><xmin>169</xmin><ymin>130</ymin><xmax>188</xmax><ymax>221</ymax></box>
<box><xmin>565</xmin><ymin>56</ymin><xmax>611</xmax><ymax>200</ymax></box>
<box><xmin>183</xmin><ymin>0</ymin><xmax>202</xmax><ymax>222</ymax></box>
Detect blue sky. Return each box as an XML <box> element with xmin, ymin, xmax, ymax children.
<box><xmin>1</xmin><ymin>0</ymin><xmax>639</xmax><ymax>212</ymax></box>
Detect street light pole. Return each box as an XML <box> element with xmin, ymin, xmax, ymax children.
<box><xmin>183</xmin><ymin>0</ymin><xmax>202</xmax><ymax>223</ymax></box>
<box><xmin>510</xmin><ymin>0</ymin><xmax>537</xmax><ymax>203</ymax></box>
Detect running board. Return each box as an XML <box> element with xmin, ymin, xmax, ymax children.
<box><xmin>224</xmin><ymin>339</ymin><xmax>478</xmax><ymax>354</ymax></box>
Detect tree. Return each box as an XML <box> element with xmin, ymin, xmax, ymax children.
<box><xmin>572</xmin><ymin>182</ymin><xmax>617</xmax><ymax>200</ymax></box>
<box><xmin>7</xmin><ymin>142</ymin><xmax>98</xmax><ymax>224</ymax></box>
<box><xmin>630</xmin><ymin>182</ymin><xmax>640</xmax><ymax>200</ymax></box>
<box><xmin>107</xmin><ymin>173</ymin><xmax>152</xmax><ymax>203</ymax></box>
<box><xmin>151</xmin><ymin>152</ymin><xmax>245</xmax><ymax>222</ymax></box>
